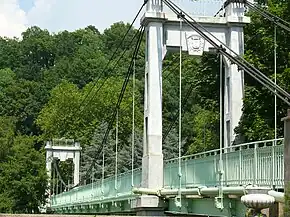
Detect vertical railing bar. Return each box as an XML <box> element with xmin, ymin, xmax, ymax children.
<box><xmin>272</xmin><ymin>140</ymin><xmax>275</xmax><ymax>187</ymax></box>
<box><xmin>214</xmin><ymin>151</ymin><xmax>217</xmax><ymax>185</ymax></box>
<box><xmin>254</xmin><ymin>142</ymin><xmax>258</xmax><ymax>185</ymax></box>
<box><xmin>280</xmin><ymin>145</ymin><xmax>283</xmax><ymax>187</ymax></box>
<box><xmin>185</xmin><ymin>159</ymin><xmax>188</xmax><ymax>188</ymax></box>
<box><xmin>226</xmin><ymin>150</ymin><xmax>228</xmax><ymax>185</ymax></box>
<box><xmin>239</xmin><ymin>146</ymin><xmax>242</xmax><ymax>186</ymax></box>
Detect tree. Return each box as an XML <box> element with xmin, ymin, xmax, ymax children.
<box><xmin>48</xmin><ymin>28</ymin><xmax>106</xmax><ymax>88</ymax></box>
<box><xmin>0</xmin><ymin>116</ymin><xmax>16</xmax><ymax>162</ymax></box>
<box><xmin>186</xmin><ymin>108</ymin><xmax>219</xmax><ymax>154</ymax></box>
<box><xmin>36</xmin><ymin>80</ymin><xmax>82</xmax><ymax>139</ymax></box>
<box><xmin>17</xmin><ymin>26</ymin><xmax>55</xmax><ymax>81</ymax></box>
<box><xmin>163</xmin><ymin>127</ymin><xmax>187</xmax><ymax>160</ymax></box>
<box><xmin>0</xmin><ymin>135</ymin><xmax>47</xmax><ymax>213</ymax></box>
<box><xmin>0</xmin><ymin>69</ymin><xmax>47</xmax><ymax>135</ymax></box>
<box><xmin>1</xmin><ymin>4</ymin><xmax>290</xmax><ymax>212</ymax></box>
<box><xmin>0</xmin><ymin>37</ymin><xmax>21</xmax><ymax>70</ymax></box>
<box><xmin>80</xmin><ymin>122</ymin><xmax>116</xmax><ymax>180</ymax></box>
<box><xmin>37</xmin><ymin>77</ymin><xmax>143</xmax><ymax>145</ymax></box>
<box><xmin>101</xmin><ymin>22</ymin><xmax>138</xmax><ymax>57</ymax></box>
<box><xmin>235</xmin><ymin>0</ymin><xmax>290</xmax><ymax>142</ymax></box>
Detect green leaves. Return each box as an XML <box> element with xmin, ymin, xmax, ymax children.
<box><xmin>36</xmin><ymin>81</ymin><xmax>82</xmax><ymax>139</ymax></box>
<box><xmin>36</xmin><ymin>76</ymin><xmax>143</xmax><ymax>146</ymax></box>
<box><xmin>236</xmin><ymin>0</ymin><xmax>290</xmax><ymax>142</ymax></box>
<box><xmin>0</xmin><ymin>3</ymin><xmax>290</xmax><ymax>211</ymax></box>
<box><xmin>186</xmin><ymin>108</ymin><xmax>219</xmax><ymax>154</ymax></box>
<box><xmin>0</xmin><ymin>133</ymin><xmax>47</xmax><ymax>213</ymax></box>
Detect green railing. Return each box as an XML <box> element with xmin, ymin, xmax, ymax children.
<box><xmin>52</xmin><ymin>168</ymin><xmax>142</xmax><ymax>207</ymax></box>
<box><xmin>164</xmin><ymin>138</ymin><xmax>284</xmax><ymax>189</ymax></box>
<box><xmin>51</xmin><ymin>138</ymin><xmax>284</xmax><ymax>208</ymax></box>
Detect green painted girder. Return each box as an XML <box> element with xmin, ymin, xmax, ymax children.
<box><xmin>53</xmin><ymin>195</ymin><xmax>136</xmax><ymax>214</ymax></box>
<box><xmin>52</xmin><ymin>195</ymin><xmax>248</xmax><ymax>216</ymax></box>
<box><xmin>166</xmin><ymin>197</ymin><xmax>247</xmax><ymax>217</ymax></box>
<box><xmin>51</xmin><ymin>139</ymin><xmax>284</xmax><ymax>215</ymax></box>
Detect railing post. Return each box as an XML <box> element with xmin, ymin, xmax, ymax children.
<box><xmin>239</xmin><ymin>146</ymin><xmax>242</xmax><ymax>185</ymax></box>
<box><xmin>282</xmin><ymin>109</ymin><xmax>290</xmax><ymax>216</ymax></box>
<box><xmin>272</xmin><ymin>140</ymin><xmax>275</xmax><ymax>187</ymax></box>
<box><xmin>254</xmin><ymin>143</ymin><xmax>258</xmax><ymax>185</ymax></box>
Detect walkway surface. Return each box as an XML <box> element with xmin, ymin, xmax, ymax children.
<box><xmin>0</xmin><ymin>215</ymin><xmax>95</xmax><ymax>217</ymax></box>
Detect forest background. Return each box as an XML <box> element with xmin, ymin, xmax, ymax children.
<box><xmin>0</xmin><ymin>0</ymin><xmax>289</xmax><ymax>213</ymax></box>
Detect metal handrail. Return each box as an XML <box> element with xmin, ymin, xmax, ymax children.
<box><xmin>52</xmin><ymin>138</ymin><xmax>285</xmax><ymax>205</ymax></box>
<box><xmin>165</xmin><ymin>138</ymin><xmax>284</xmax><ymax>163</ymax></box>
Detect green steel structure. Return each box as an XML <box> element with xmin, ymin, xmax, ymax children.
<box><xmin>51</xmin><ymin>138</ymin><xmax>284</xmax><ymax>216</ymax></box>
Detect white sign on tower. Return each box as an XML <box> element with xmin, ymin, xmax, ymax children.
<box><xmin>186</xmin><ymin>33</ymin><xmax>205</xmax><ymax>56</ymax></box>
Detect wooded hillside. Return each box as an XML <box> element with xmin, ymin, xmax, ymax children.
<box><xmin>0</xmin><ymin>0</ymin><xmax>289</xmax><ymax>213</ymax></box>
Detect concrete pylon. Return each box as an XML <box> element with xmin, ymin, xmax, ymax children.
<box><xmin>282</xmin><ymin>109</ymin><xmax>290</xmax><ymax>217</ymax></box>
<box><xmin>45</xmin><ymin>140</ymin><xmax>82</xmax><ymax>195</ymax></box>
<box><xmin>132</xmin><ymin>0</ymin><xmax>166</xmax><ymax>215</ymax></box>
<box><xmin>132</xmin><ymin>0</ymin><xmax>249</xmax><ymax>215</ymax></box>
<box><xmin>73</xmin><ymin>142</ymin><xmax>81</xmax><ymax>186</ymax></box>
<box><xmin>223</xmin><ymin>1</ymin><xmax>246</xmax><ymax>149</ymax></box>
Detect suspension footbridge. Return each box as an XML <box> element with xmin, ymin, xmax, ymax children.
<box><xmin>45</xmin><ymin>0</ymin><xmax>290</xmax><ymax>216</ymax></box>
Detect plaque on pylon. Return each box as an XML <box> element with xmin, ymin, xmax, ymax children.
<box><xmin>186</xmin><ymin>33</ymin><xmax>205</xmax><ymax>56</ymax></box>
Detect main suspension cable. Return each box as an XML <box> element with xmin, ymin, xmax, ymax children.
<box><xmin>79</xmin><ymin>25</ymin><xmax>143</xmax><ymax>115</ymax></box>
<box><xmin>165</xmin><ymin>0</ymin><xmax>289</xmax><ymax>99</ymax></box>
<box><xmin>131</xmin><ymin>58</ymin><xmax>136</xmax><ymax>187</ymax></box>
<box><xmin>77</xmin><ymin>2</ymin><xmax>147</xmax><ymax>111</ymax></box>
<box><xmin>246</xmin><ymin>1</ymin><xmax>290</xmax><ymax>32</ymax></box>
<box><xmin>81</xmin><ymin>27</ymin><xmax>145</xmax><ymax>184</ymax></box>
<box><xmin>162</xmin><ymin>0</ymin><xmax>290</xmax><ymax>106</ymax></box>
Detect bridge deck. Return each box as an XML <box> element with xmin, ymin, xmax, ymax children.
<box><xmin>0</xmin><ymin>215</ymin><xmax>95</xmax><ymax>217</ymax></box>
<box><xmin>51</xmin><ymin>139</ymin><xmax>284</xmax><ymax>215</ymax></box>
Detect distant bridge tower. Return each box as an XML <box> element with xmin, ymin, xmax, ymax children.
<box><xmin>135</xmin><ymin>0</ymin><xmax>250</xmax><ymax>214</ymax></box>
<box><xmin>45</xmin><ymin>139</ymin><xmax>81</xmax><ymax>194</ymax></box>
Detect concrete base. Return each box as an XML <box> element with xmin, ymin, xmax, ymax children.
<box><xmin>142</xmin><ymin>155</ymin><xmax>164</xmax><ymax>189</ymax></box>
<box><xmin>132</xmin><ymin>195</ymin><xmax>166</xmax><ymax>216</ymax></box>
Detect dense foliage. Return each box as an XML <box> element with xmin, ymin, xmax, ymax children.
<box><xmin>0</xmin><ymin>0</ymin><xmax>290</xmax><ymax>213</ymax></box>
